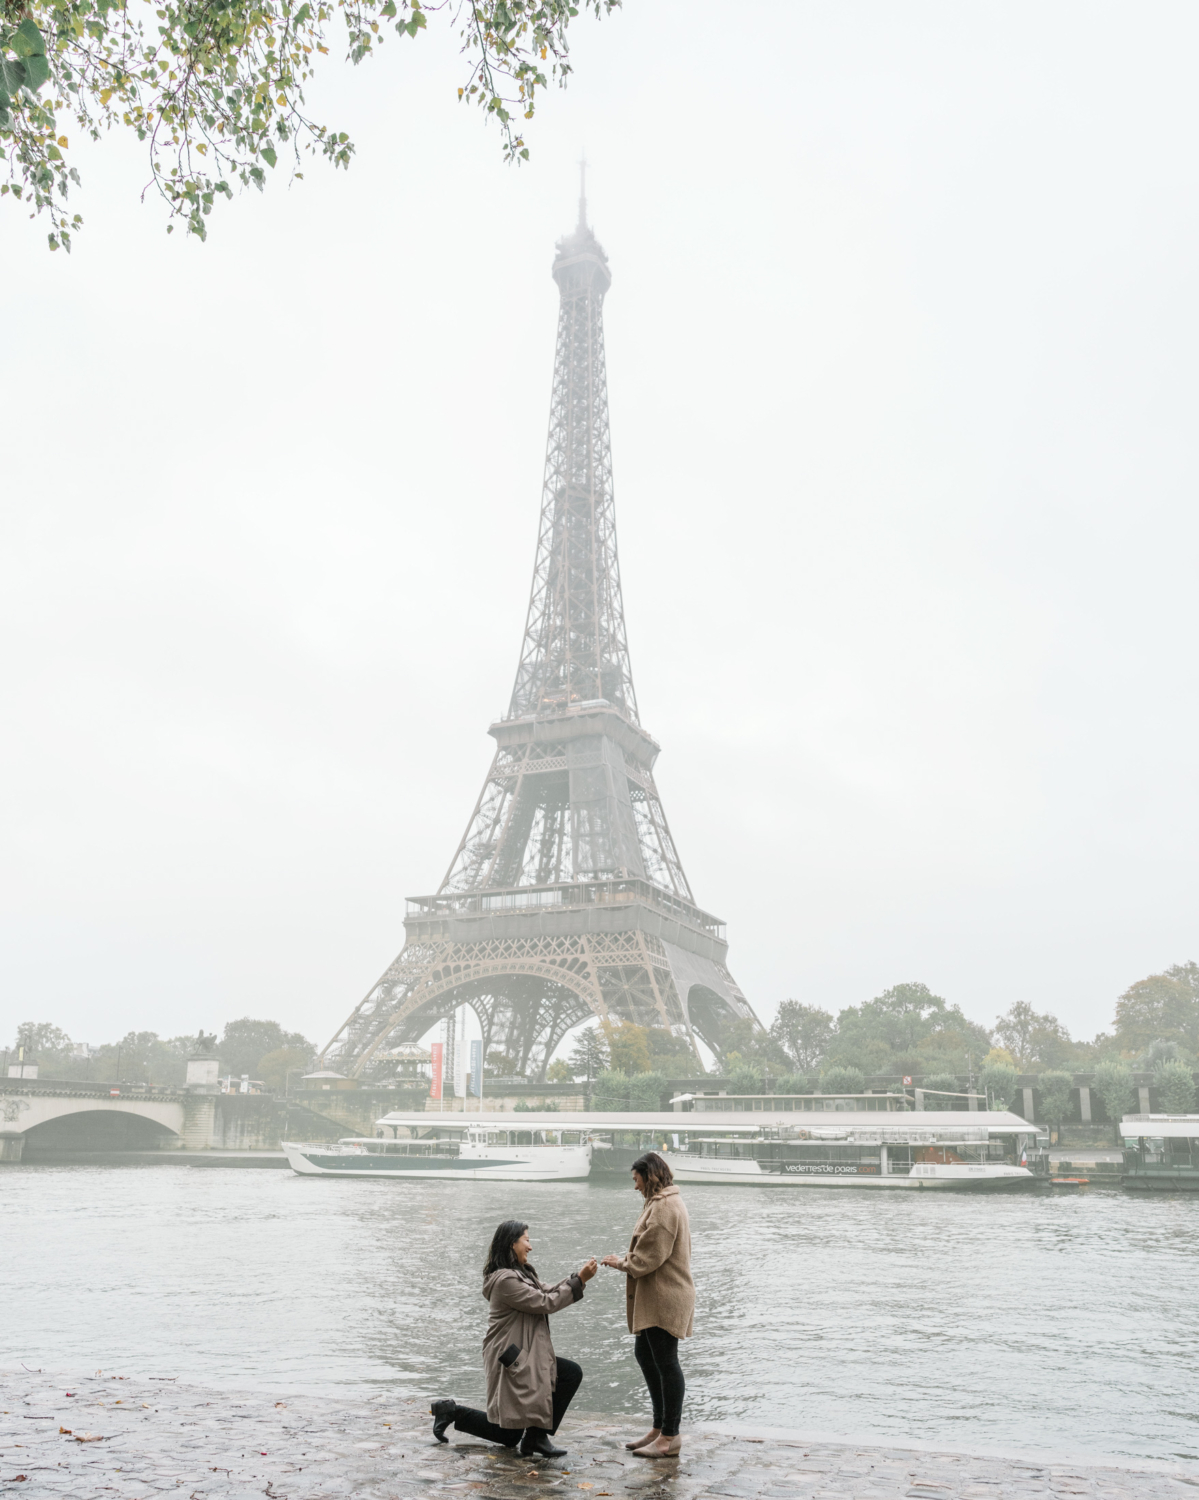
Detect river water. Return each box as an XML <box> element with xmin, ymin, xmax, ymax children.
<box><xmin>3</xmin><ymin>1166</ymin><xmax>1197</xmax><ymax>1465</ymax></box>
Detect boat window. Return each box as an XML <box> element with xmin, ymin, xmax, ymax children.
<box><xmin>562</xmin><ymin>1131</ymin><xmax>581</xmax><ymax>1145</ymax></box>
<box><xmin>516</xmin><ymin>1131</ymin><xmax>533</xmax><ymax>1146</ymax></box>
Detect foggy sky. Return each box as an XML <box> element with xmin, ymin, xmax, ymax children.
<box><xmin>3</xmin><ymin>2</ymin><xmax>1197</xmax><ymax>1055</ymax></box>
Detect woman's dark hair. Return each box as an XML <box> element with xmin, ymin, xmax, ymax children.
<box><xmin>631</xmin><ymin>1151</ymin><xmax>673</xmax><ymax>1195</ymax></box>
<box><xmin>484</xmin><ymin>1219</ymin><xmax>530</xmax><ymax>1276</ymax></box>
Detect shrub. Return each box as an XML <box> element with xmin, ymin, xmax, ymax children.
<box><xmin>1037</xmin><ymin>1070</ymin><xmax>1074</xmax><ymax>1137</ymax></box>
<box><xmin>981</xmin><ymin>1062</ymin><xmax>1019</xmax><ymax>1112</ymax></box>
<box><xmin>1092</xmin><ymin>1059</ymin><xmax>1135</xmax><ymax>1125</ymax></box>
<box><xmin>1154</xmin><ymin>1059</ymin><xmax>1197</xmax><ymax>1114</ymax></box>
<box><xmin>776</xmin><ymin>1071</ymin><xmax>819</xmax><ymax>1095</ymax></box>
<box><xmin>592</xmin><ymin>1069</ymin><xmax>630</xmax><ymax>1110</ymax></box>
<box><xmin>922</xmin><ymin>1072</ymin><xmax>960</xmax><ymax>1110</ymax></box>
<box><xmin>820</xmin><ymin>1065</ymin><xmax>866</xmax><ymax>1095</ymax></box>
<box><xmin>722</xmin><ymin>1062</ymin><xmax>765</xmax><ymax>1097</ymax></box>
<box><xmin>628</xmin><ymin>1071</ymin><xmax>669</xmax><ymax>1111</ymax></box>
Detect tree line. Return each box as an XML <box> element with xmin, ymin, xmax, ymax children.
<box><xmin>5</xmin><ymin>1017</ymin><xmax>314</xmax><ymax>1092</ymax></box>
<box><xmin>554</xmin><ymin>963</ymin><xmax>1199</xmax><ymax>1120</ymax></box>
<box><xmin>8</xmin><ymin>959</ymin><xmax>1198</xmax><ymax>1122</ymax></box>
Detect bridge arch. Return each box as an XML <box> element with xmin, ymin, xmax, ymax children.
<box><xmin>22</xmin><ymin>1108</ymin><xmax>182</xmax><ymax>1157</ymax></box>
<box><xmin>1</xmin><ymin>1091</ymin><xmax>186</xmax><ymax>1160</ymax></box>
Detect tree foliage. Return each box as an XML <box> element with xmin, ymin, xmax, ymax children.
<box><xmin>820</xmin><ymin>1064</ymin><xmax>865</xmax><ymax>1095</ymax></box>
<box><xmin>5</xmin><ymin>1019</ymin><xmax>205</xmax><ymax>1083</ymax></box>
<box><xmin>256</xmin><ymin>1044</ymin><xmax>312</xmax><ymax>1091</ymax></box>
<box><xmin>566</xmin><ymin>1024</ymin><xmax>608</xmax><ymax>1080</ymax></box>
<box><xmin>0</xmin><ymin>0</ymin><xmax>618</xmax><ymax>248</ymax></box>
<box><xmin>769</xmin><ymin>1001</ymin><xmax>834</xmax><ymax>1073</ymax></box>
<box><xmin>591</xmin><ymin>1067</ymin><xmax>667</xmax><ymax>1112</ymax></box>
<box><xmin>1114</xmin><ymin>963</ymin><xmax>1199</xmax><ymax>1056</ymax></box>
<box><xmin>921</xmin><ymin>1072</ymin><xmax>961</xmax><ymax>1109</ymax></box>
<box><xmin>715</xmin><ymin>1015</ymin><xmax>789</xmax><ymax>1072</ymax></box>
<box><xmin>827</xmin><ymin>982</ymin><xmax>991</xmax><ymax>1076</ymax></box>
<box><xmin>992</xmin><ymin>1001</ymin><xmax>1073</xmax><ymax>1070</ymax></box>
<box><xmin>720</xmin><ymin>1060</ymin><xmax>764</xmax><ymax>1096</ymax></box>
<box><xmin>606</xmin><ymin>1022</ymin><xmax>651</xmax><ymax>1076</ymax></box>
<box><xmin>1092</xmin><ymin>1058</ymin><xmax>1135</xmax><ymax>1125</ymax></box>
<box><xmin>980</xmin><ymin>1060</ymin><xmax>1018</xmax><ymax>1111</ymax></box>
<box><xmin>219</xmin><ymin>1016</ymin><xmax>313</xmax><ymax>1079</ymax></box>
<box><xmin>1153</xmin><ymin>1058</ymin><xmax>1197</xmax><ymax>1114</ymax></box>
<box><xmin>1037</xmin><ymin>1069</ymin><xmax>1074</xmax><ymax>1133</ymax></box>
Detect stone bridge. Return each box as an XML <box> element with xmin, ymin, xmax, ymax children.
<box><xmin>0</xmin><ymin>1080</ymin><xmax>384</xmax><ymax>1162</ymax></box>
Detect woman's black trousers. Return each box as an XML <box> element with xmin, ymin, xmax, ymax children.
<box><xmin>633</xmin><ymin>1326</ymin><xmax>685</xmax><ymax>1437</ymax></box>
<box><xmin>451</xmin><ymin>1357</ymin><xmax>583</xmax><ymax>1446</ymax></box>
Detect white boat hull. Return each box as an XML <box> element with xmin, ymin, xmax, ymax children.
<box><xmin>670</xmin><ymin>1157</ymin><xmax>1036</xmax><ymax>1189</ymax></box>
<box><xmin>282</xmin><ymin>1141</ymin><xmax>592</xmax><ymax>1181</ymax></box>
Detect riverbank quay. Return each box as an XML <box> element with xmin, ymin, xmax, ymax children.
<box><xmin>8</xmin><ymin>1150</ymin><xmax>290</xmax><ymax>1169</ymax></box>
<box><xmin>4</xmin><ymin>1372</ymin><xmax>1198</xmax><ymax>1500</ymax></box>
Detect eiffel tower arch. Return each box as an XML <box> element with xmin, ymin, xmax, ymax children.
<box><xmin>320</xmin><ymin>182</ymin><xmax>763</xmax><ymax>1083</ymax></box>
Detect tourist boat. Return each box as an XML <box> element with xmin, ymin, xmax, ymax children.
<box><xmin>281</xmin><ymin>1115</ymin><xmax>593</xmax><ymax>1180</ymax></box>
<box><xmin>1120</xmin><ymin>1114</ymin><xmax>1199</xmax><ymax>1190</ymax></box>
<box><xmin>656</xmin><ymin>1109</ymin><xmax>1046</xmax><ymax>1190</ymax></box>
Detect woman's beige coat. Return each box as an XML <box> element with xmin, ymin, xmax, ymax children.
<box><xmin>620</xmin><ymin>1184</ymin><xmax>695</xmax><ymax>1339</ymax></box>
<box><xmin>480</xmin><ymin>1266</ymin><xmax>584</xmax><ymax>1430</ymax></box>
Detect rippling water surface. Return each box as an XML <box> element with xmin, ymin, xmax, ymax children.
<box><xmin>3</xmin><ymin>1166</ymin><xmax>1197</xmax><ymax>1463</ymax></box>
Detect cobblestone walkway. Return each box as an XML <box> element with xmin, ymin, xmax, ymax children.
<box><xmin>4</xmin><ymin>1372</ymin><xmax>1197</xmax><ymax>1500</ymax></box>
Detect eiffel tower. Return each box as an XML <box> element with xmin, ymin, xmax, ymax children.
<box><xmin>320</xmin><ymin>180</ymin><xmax>762</xmax><ymax>1083</ymax></box>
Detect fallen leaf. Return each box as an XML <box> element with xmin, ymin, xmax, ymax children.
<box><xmin>578</xmin><ymin>1484</ymin><xmax>594</xmax><ymax>1490</ymax></box>
<box><xmin>74</xmin><ymin>1433</ymin><xmax>105</xmax><ymax>1443</ymax></box>
<box><xmin>59</xmin><ymin>1426</ymin><xmax>72</xmax><ymax>1434</ymax></box>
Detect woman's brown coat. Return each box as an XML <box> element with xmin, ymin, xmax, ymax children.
<box><xmin>619</xmin><ymin>1184</ymin><xmax>695</xmax><ymax>1339</ymax></box>
<box><xmin>481</xmin><ymin>1266</ymin><xmax>584</xmax><ymax>1430</ymax></box>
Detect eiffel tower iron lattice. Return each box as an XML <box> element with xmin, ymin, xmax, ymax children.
<box><xmin>320</xmin><ymin>184</ymin><xmax>762</xmax><ymax>1084</ymax></box>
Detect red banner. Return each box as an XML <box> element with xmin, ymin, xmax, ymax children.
<box><xmin>429</xmin><ymin>1042</ymin><xmax>443</xmax><ymax>1100</ymax></box>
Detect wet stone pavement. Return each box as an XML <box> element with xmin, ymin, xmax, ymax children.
<box><xmin>3</xmin><ymin>1372</ymin><xmax>1198</xmax><ymax>1500</ymax></box>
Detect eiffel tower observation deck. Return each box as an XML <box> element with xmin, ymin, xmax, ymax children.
<box><xmin>321</xmin><ymin>183</ymin><xmax>762</xmax><ymax>1082</ymax></box>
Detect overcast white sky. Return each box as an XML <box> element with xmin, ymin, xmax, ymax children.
<box><xmin>3</xmin><ymin>1</ymin><xmax>1197</xmax><ymax>1057</ymax></box>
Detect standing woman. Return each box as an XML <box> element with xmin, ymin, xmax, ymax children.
<box><xmin>431</xmin><ymin>1221</ymin><xmax>597</xmax><ymax>1458</ymax></box>
<box><xmin>600</xmin><ymin>1151</ymin><xmax>694</xmax><ymax>1458</ymax></box>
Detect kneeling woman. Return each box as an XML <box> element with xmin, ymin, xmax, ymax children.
<box><xmin>432</xmin><ymin>1221</ymin><xmax>597</xmax><ymax>1458</ymax></box>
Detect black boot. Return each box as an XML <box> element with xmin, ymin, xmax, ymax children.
<box><xmin>431</xmin><ymin>1399</ymin><xmax>457</xmax><ymax>1444</ymax></box>
<box><xmin>519</xmin><ymin>1428</ymin><xmax>566</xmax><ymax>1459</ymax></box>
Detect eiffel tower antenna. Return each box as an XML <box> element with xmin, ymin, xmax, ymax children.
<box><xmin>319</xmin><ymin>186</ymin><xmax>762</xmax><ymax>1083</ymax></box>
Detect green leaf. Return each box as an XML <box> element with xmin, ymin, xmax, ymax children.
<box><xmin>261</xmin><ymin>143</ymin><xmax>276</xmax><ymax>166</ymax></box>
<box><xmin>15</xmin><ymin>17</ymin><xmax>46</xmax><ymax>56</ymax></box>
<box><xmin>24</xmin><ymin>54</ymin><xmax>51</xmax><ymax>90</ymax></box>
<box><xmin>46</xmin><ymin>142</ymin><xmax>62</xmax><ymax>160</ymax></box>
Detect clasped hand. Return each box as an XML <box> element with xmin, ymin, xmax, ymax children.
<box><xmin>578</xmin><ymin>1257</ymin><xmax>599</xmax><ymax>1282</ymax></box>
